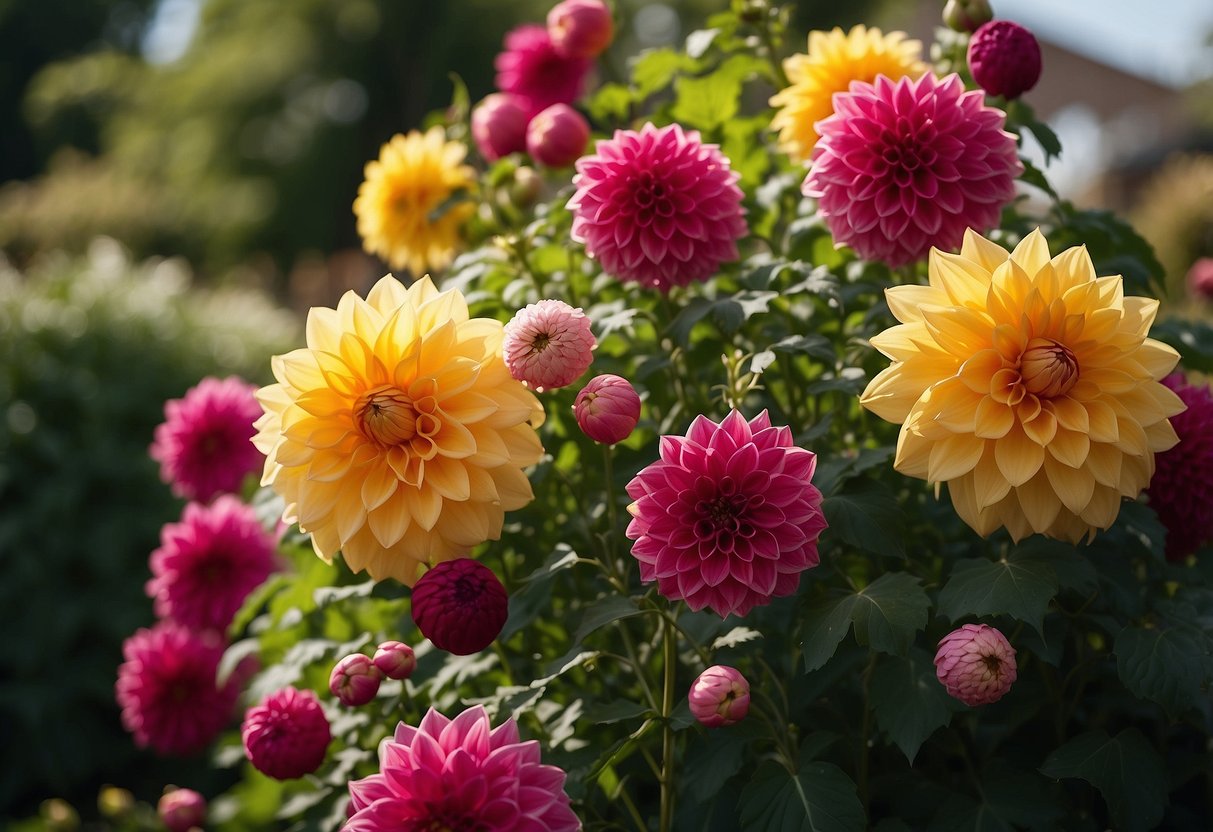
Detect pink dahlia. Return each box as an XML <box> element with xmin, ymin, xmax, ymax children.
<box><xmin>494</xmin><ymin>24</ymin><xmax>591</xmax><ymax>120</ymax></box>
<box><xmin>967</xmin><ymin>20</ymin><xmax>1042</xmax><ymax>100</ymax></box>
<box><xmin>574</xmin><ymin>374</ymin><xmax>641</xmax><ymax>444</ymax></box>
<box><xmin>146</xmin><ymin>495</ymin><xmax>278</xmax><ymax>633</ymax></box>
<box><xmin>502</xmin><ymin>299</ymin><xmax>597</xmax><ymax>391</ymax></box>
<box><xmin>411</xmin><ymin>558</ymin><xmax>509</xmax><ymax>655</ymax></box>
<box><xmin>346</xmin><ymin>706</ymin><xmax>579</xmax><ymax>831</ymax></box>
<box><xmin>1147</xmin><ymin>374</ymin><xmax>1213</xmax><ymax>560</ymax></box>
<box><xmin>803</xmin><ymin>72</ymin><xmax>1021</xmax><ymax>269</ymax></box>
<box><xmin>150</xmin><ymin>376</ymin><xmax>263</xmax><ymax>503</ymax></box>
<box><xmin>624</xmin><ymin>410</ymin><xmax>828</xmax><ymax>618</ymax></box>
<box><xmin>158</xmin><ymin>788</ymin><xmax>206</xmax><ymax>832</ymax></box>
<box><xmin>526</xmin><ymin>103</ymin><xmax>590</xmax><ymax>169</ymax></box>
<box><xmin>934</xmin><ymin>623</ymin><xmax>1017</xmax><ymax>706</ymax></box>
<box><xmin>242</xmin><ymin>686</ymin><xmax>332</xmax><ymax>780</ymax></box>
<box><xmin>1187</xmin><ymin>257</ymin><xmax>1213</xmax><ymax>301</ymax></box>
<box><xmin>472</xmin><ymin>93</ymin><xmax>529</xmax><ymax>162</ymax></box>
<box><xmin>688</xmin><ymin>665</ymin><xmax>750</xmax><ymax>727</ymax></box>
<box><xmin>568</xmin><ymin>122</ymin><xmax>748</xmax><ymax>291</ymax></box>
<box><xmin>115</xmin><ymin>622</ymin><xmax>243</xmax><ymax>756</ymax></box>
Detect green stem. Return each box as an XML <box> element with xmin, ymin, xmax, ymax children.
<box><xmin>659</xmin><ymin>613</ymin><xmax>679</xmax><ymax>832</ymax></box>
<box><xmin>619</xmin><ymin>786</ymin><xmax>649</xmax><ymax>832</ymax></box>
<box><xmin>857</xmin><ymin>653</ymin><xmax>877</xmax><ymax>811</ymax></box>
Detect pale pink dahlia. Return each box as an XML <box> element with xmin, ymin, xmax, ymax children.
<box><xmin>145</xmin><ymin>495</ymin><xmax>278</xmax><ymax>633</ymax></box>
<box><xmin>934</xmin><ymin>623</ymin><xmax>1017</xmax><ymax>706</ymax></box>
<box><xmin>115</xmin><ymin>622</ymin><xmax>243</xmax><ymax>756</ymax></box>
<box><xmin>1147</xmin><ymin>374</ymin><xmax>1213</xmax><ymax>560</ymax></box>
<box><xmin>803</xmin><ymin>73</ymin><xmax>1021</xmax><ymax>269</ymax></box>
<box><xmin>150</xmin><ymin>376</ymin><xmax>263</xmax><ymax>503</ymax></box>
<box><xmin>568</xmin><ymin>122</ymin><xmax>748</xmax><ymax>291</ymax></box>
<box><xmin>494</xmin><ymin>24</ymin><xmax>591</xmax><ymax>120</ymax></box>
<box><xmin>625</xmin><ymin>410</ymin><xmax>827</xmax><ymax>618</ymax></box>
<box><xmin>688</xmin><ymin>665</ymin><xmax>750</xmax><ymax>727</ymax></box>
<box><xmin>242</xmin><ymin>686</ymin><xmax>332</xmax><ymax>780</ymax></box>
<box><xmin>345</xmin><ymin>706</ymin><xmax>580</xmax><ymax>831</ymax></box>
<box><xmin>502</xmin><ymin>299</ymin><xmax>597</xmax><ymax>391</ymax></box>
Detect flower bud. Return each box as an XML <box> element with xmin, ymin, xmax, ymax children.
<box><xmin>526</xmin><ymin>104</ymin><xmax>590</xmax><ymax>169</ymax></box>
<box><xmin>547</xmin><ymin>0</ymin><xmax>614</xmax><ymax>59</ymax></box>
<box><xmin>158</xmin><ymin>788</ymin><xmax>206</xmax><ymax>832</ymax></box>
<box><xmin>97</xmin><ymin>786</ymin><xmax>134</xmax><ymax>819</ymax></box>
<box><xmin>575</xmin><ymin>375</ymin><xmax>641</xmax><ymax>444</ymax></box>
<box><xmin>688</xmin><ymin>665</ymin><xmax>750</xmax><ymax>727</ymax></box>
<box><xmin>967</xmin><ymin>20</ymin><xmax>1042</xmax><ymax>99</ymax></box>
<box><xmin>373</xmin><ymin>641</ymin><xmax>417</xmax><ymax>680</ymax></box>
<box><xmin>509</xmin><ymin>166</ymin><xmax>544</xmax><ymax>210</ymax></box>
<box><xmin>934</xmin><ymin>623</ymin><xmax>1017</xmax><ymax>706</ymax></box>
<box><xmin>242</xmin><ymin>687</ymin><xmax>332</xmax><ymax>779</ymax></box>
<box><xmin>40</xmin><ymin>799</ymin><xmax>79</xmax><ymax>832</ymax></box>
<box><xmin>329</xmin><ymin>653</ymin><xmax>383</xmax><ymax>706</ymax></box>
<box><xmin>472</xmin><ymin>93</ymin><xmax>529</xmax><ymax>162</ymax></box>
<box><xmin>942</xmin><ymin>0</ymin><xmax>993</xmax><ymax>33</ymax></box>
<box><xmin>1187</xmin><ymin>257</ymin><xmax>1213</xmax><ymax>301</ymax></box>
<box><xmin>412</xmin><ymin>558</ymin><xmax>509</xmax><ymax>655</ymax></box>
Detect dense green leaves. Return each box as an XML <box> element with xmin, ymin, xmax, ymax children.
<box><xmin>1040</xmin><ymin>729</ymin><xmax>1169</xmax><ymax>832</ymax></box>
<box><xmin>739</xmin><ymin>761</ymin><xmax>866</xmax><ymax>832</ymax></box>
<box><xmin>1115</xmin><ymin>624</ymin><xmax>1213</xmax><ymax>715</ymax></box>
<box><xmin>870</xmin><ymin>649</ymin><xmax>954</xmax><ymax>763</ymax></box>
<box><xmin>801</xmin><ymin>573</ymin><xmax>929</xmax><ymax>672</ymax></box>
<box><xmin>820</xmin><ymin>477</ymin><xmax>906</xmax><ymax>559</ymax></box>
<box><xmin>938</xmin><ymin>552</ymin><xmax>1059</xmax><ymax>635</ymax></box>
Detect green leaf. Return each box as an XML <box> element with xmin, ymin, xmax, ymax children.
<box><xmin>1039</xmin><ymin>728</ymin><xmax>1168</xmax><ymax>832</ymax></box>
<box><xmin>821</xmin><ymin>477</ymin><xmax>906</xmax><ymax>559</ymax></box>
<box><xmin>937</xmin><ymin>553</ymin><xmax>1059</xmax><ymax>635</ymax></box>
<box><xmin>739</xmin><ymin>760</ymin><xmax>866</xmax><ymax>832</ymax></box>
<box><xmin>631</xmin><ymin>48</ymin><xmax>696</xmax><ymax>98</ymax></box>
<box><xmin>850</xmin><ymin>573</ymin><xmax>930</xmax><ymax>656</ymax></box>
<box><xmin>585</xmin><ymin>699</ymin><xmax>651</xmax><ymax>725</ymax></box>
<box><xmin>870</xmin><ymin>648</ymin><xmax>953</xmax><ymax>763</ymax></box>
<box><xmin>801</xmin><ymin>594</ymin><xmax>856</xmax><ymax>673</ymax></box>
<box><xmin>1025</xmin><ymin>118</ymin><xmax>1062</xmax><ymax>162</ymax></box>
<box><xmin>571</xmin><ymin>595</ymin><xmax>648</xmax><ymax>645</ymax></box>
<box><xmin>671</xmin><ymin>71</ymin><xmax>739</xmax><ymax>130</ymax></box>
<box><xmin>1115</xmin><ymin>624</ymin><xmax>1212</xmax><ymax>715</ymax></box>
<box><xmin>587</xmin><ymin>82</ymin><xmax>632</xmax><ymax>123</ymax></box>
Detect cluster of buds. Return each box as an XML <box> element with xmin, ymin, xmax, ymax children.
<box><xmin>329</xmin><ymin>641</ymin><xmax>417</xmax><ymax>707</ymax></box>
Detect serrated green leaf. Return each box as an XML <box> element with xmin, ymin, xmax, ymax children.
<box><xmin>739</xmin><ymin>760</ymin><xmax>866</xmax><ymax>832</ymax></box>
<box><xmin>821</xmin><ymin>477</ymin><xmax>906</xmax><ymax>559</ymax></box>
<box><xmin>937</xmin><ymin>554</ymin><xmax>1058</xmax><ymax>635</ymax></box>
<box><xmin>631</xmin><ymin>48</ymin><xmax>696</xmax><ymax>98</ymax></box>
<box><xmin>1039</xmin><ymin>728</ymin><xmax>1168</xmax><ymax>832</ymax></box>
<box><xmin>671</xmin><ymin>71</ymin><xmax>739</xmax><ymax>130</ymax></box>
<box><xmin>587</xmin><ymin>82</ymin><xmax>632</xmax><ymax>123</ymax></box>
<box><xmin>571</xmin><ymin>595</ymin><xmax>648</xmax><ymax>645</ymax></box>
<box><xmin>850</xmin><ymin>573</ymin><xmax>930</xmax><ymax>656</ymax></box>
<box><xmin>870</xmin><ymin>648</ymin><xmax>953</xmax><ymax>763</ymax></box>
<box><xmin>1115</xmin><ymin>625</ymin><xmax>1212</xmax><ymax>715</ymax></box>
<box><xmin>801</xmin><ymin>594</ymin><xmax>856</xmax><ymax>673</ymax></box>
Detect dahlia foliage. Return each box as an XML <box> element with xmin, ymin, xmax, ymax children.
<box><xmin>113</xmin><ymin>3</ymin><xmax>1213</xmax><ymax>831</ymax></box>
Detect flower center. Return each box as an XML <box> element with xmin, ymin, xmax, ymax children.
<box><xmin>693</xmin><ymin>477</ymin><xmax>761</xmax><ymax>544</ymax></box>
<box><xmin>981</xmin><ymin>654</ymin><xmax>1003</xmax><ymax>677</ymax></box>
<box><xmin>1019</xmin><ymin>338</ymin><xmax>1079</xmax><ymax>398</ymax></box>
<box><xmin>628</xmin><ymin>171</ymin><xmax>675</xmax><ymax>225</ymax></box>
<box><xmin>356</xmin><ymin>385</ymin><xmax>418</xmax><ymax>446</ymax></box>
<box><xmin>530</xmin><ymin>332</ymin><xmax>551</xmax><ymax>354</ymax></box>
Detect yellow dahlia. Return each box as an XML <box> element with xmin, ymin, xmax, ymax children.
<box><xmin>860</xmin><ymin>228</ymin><xmax>1185</xmax><ymax>543</ymax></box>
<box><xmin>770</xmin><ymin>25</ymin><xmax>927</xmax><ymax>164</ymax></box>
<box><xmin>253</xmin><ymin>275</ymin><xmax>544</xmax><ymax>585</ymax></box>
<box><xmin>354</xmin><ymin>128</ymin><xmax>476</xmax><ymax>277</ymax></box>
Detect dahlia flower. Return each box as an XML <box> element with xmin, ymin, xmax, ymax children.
<box><xmin>1147</xmin><ymin>374</ymin><xmax>1213</xmax><ymax>560</ymax></box>
<box><xmin>242</xmin><ymin>687</ymin><xmax>332</xmax><ymax>780</ymax></box>
<box><xmin>253</xmin><ymin>275</ymin><xmax>545</xmax><ymax>586</ymax></box>
<box><xmin>329</xmin><ymin>653</ymin><xmax>382</xmax><ymax>707</ymax></box>
<box><xmin>353</xmin><ymin>128</ymin><xmax>475</xmax><ymax>277</ymax></box>
<box><xmin>158</xmin><ymin>789</ymin><xmax>206</xmax><ymax>832</ymax></box>
<box><xmin>373</xmin><ymin>641</ymin><xmax>417</xmax><ymax>680</ymax></box>
<box><xmin>149</xmin><ymin>376</ymin><xmax>263</xmax><ymax>503</ymax></box>
<box><xmin>146</xmin><ymin>495</ymin><xmax>278</xmax><ymax>633</ymax></box>
<box><xmin>770</xmin><ymin>25</ymin><xmax>927</xmax><ymax>164</ymax></box>
<box><xmin>494</xmin><ymin>24</ymin><xmax>591</xmax><ymax>119</ymax></box>
<box><xmin>1187</xmin><ymin>257</ymin><xmax>1213</xmax><ymax>301</ymax></box>
<box><xmin>472</xmin><ymin>93</ymin><xmax>529</xmax><ymax>162</ymax></box>
<box><xmin>574</xmin><ymin>374</ymin><xmax>641</xmax><ymax>444</ymax></box>
<box><xmin>688</xmin><ymin>665</ymin><xmax>750</xmax><ymax>727</ymax></box>
<box><xmin>934</xmin><ymin>623</ymin><xmax>1017</xmax><ymax>706</ymax></box>
<box><xmin>115</xmin><ymin>622</ymin><xmax>243</xmax><ymax>757</ymax></box>
<box><xmin>568</xmin><ymin>122</ymin><xmax>747</xmax><ymax>291</ymax></box>
<box><xmin>803</xmin><ymin>73</ymin><xmax>1021</xmax><ymax>269</ymax></box>
<box><xmin>346</xmin><ymin>706</ymin><xmax>580</xmax><ymax>831</ymax></box>
<box><xmin>411</xmin><ymin>558</ymin><xmax>509</xmax><ymax>655</ymax></box>
<box><xmin>625</xmin><ymin>410</ymin><xmax>827</xmax><ymax>618</ymax></box>
<box><xmin>502</xmin><ymin>299</ymin><xmax>597</xmax><ymax>391</ymax></box>
<box><xmin>526</xmin><ymin>103</ymin><xmax>590</xmax><ymax>168</ymax></box>
<box><xmin>860</xmin><ymin>228</ymin><xmax>1185</xmax><ymax>542</ymax></box>
<box><xmin>967</xmin><ymin>20</ymin><xmax>1042</xmax><ymax>100</ymax></box>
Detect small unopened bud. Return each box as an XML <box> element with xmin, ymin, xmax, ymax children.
<box><xmin>329</xmin><ymin>653</ymin><xmax>382</xmax><ymax>707</ymax></box>
<box><xmin>1187</xmin><ymin>257</ymin><xmax>1213</xmax><ymax>301</ymax></box>
<box><xmin>509</xmin><ymin>166</ymin><xmax>544</xmax><ymax>210</ymax></box>
<box><xmin>688</xmin><ymin>665</ymin><xmax>750</xmax><ymax>727</ymax></box>
<box><xmin>373</xmin><ymin>641</ymin><xmax>417</xmax><ymax>680</ymax></box>
<box><xmin>575</xmin><ymin>375</ymin><xmax>641</xmax><ymax>444</ymax></box>
<box><xmin>526</xmin><ymin>104</ymin><xmax>590</xmax><ymax>169</ymax></box>
<box><xmin>158</xmin><ymin>788</ymin><xmax>206</xmax><ymax>832</ymax></box>
<box><xmin>472</xmin><ymin>93</ymin><xmax>529</xmax><ymax>162</ymax></box>
<box><xmin>967</xmin><ymin>20</ymin><xmax>1042</xmax><ymax>99</ymax></box>
<box><xmin>40</xmin><ymin>799</ymin><xmax>80</xmax><ymax>832</ymax></box>
<box><xmin>97</xmin><ymin>786</ymin><xmax>134</xmax><ymax>819</ymax></box>
<box><xmin>942</xmin><ymin>0</ymin><xmax>993</xmax><ymax>33</ymax></box>
<box><xmin>547</xmin><ymin>0</ymin><xmax>614</xmax><ymax>59</ymax></box>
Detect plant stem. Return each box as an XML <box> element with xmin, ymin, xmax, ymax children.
<box><xmin>658</xmin><ymin>612</ymin><xmax>678</xmax><ymax>832</ymax></box>
<box><xmin>857</xmin><ymin>653</ymin><xmax>877</xmax><ymax>811</ymax></box>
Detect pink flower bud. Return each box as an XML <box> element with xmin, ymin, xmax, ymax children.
<box><xmin>158</xmin><ymin>788</ymin><xmax>206</xmax><ymax>832</ymax></box>
<box><xmin>1187</xmin><ymin>257</ymin><xmax>1213</xmax><ymax>301</ymax></box>
<box><xmin>934</xmin><ymin>623</ymin><xmax>1018</xmax><ymax>706</ymax></box>
<box><xmin>373</xmin><ymin>641</ymin><xmax>417</xmax><ymax>680</ymax></box>
<box><xmin>688</xmin><ymin>665</ymin><xmax>750</xmax><ymax>727</ymax></box>
<box><xmin>942</xmin><ymin>0</ymin><xmax>993</xmax><ymax>33</ymax></box>
<box><xmin>575</xmin><ymin>374</ymin><xmax>641</xmax><ymax>444</ymax></box>
<box><xmin>526</xmin><ymin>104</ymin><xmax>590</xmax><ymax>169</ymax></box>
<box><xmin>241</xmin><ymin>687</ymin><xmax>332</xmax><ymax>780</ymax></box>
<box><xmin>329</xmin><ymin>653</ymin><xmax>382</xmax><ymax>706</ymax></box>
<box><xmin>547</xmin><ymin>0</ymin><xmax>614</xmax><ymax>59</ymax></box>
<box><xmin>472</xmin><ymin>93</ymin><xmax>529</xmax><ymax>162</ymax></box>
<box><xmin>412</xmin><ymin>559</ymin><xmax>509</xmax><ymax>656</ymax></box>
<box><xmin>967</xmin><ymin>20</ymin><xmax>1042</xmax><ymax>99</ymax></box>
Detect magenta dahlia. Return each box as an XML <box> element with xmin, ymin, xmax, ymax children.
<box><xmin>115</xmin><ymin>622</ymin><xmax>243</xmax><ymax>756</ymax></box>
<box><xmin>568</xmin><ymin>122</ymin><xmax>748</xmax><ymax>291</ymax></box>
<box><xmin>494</xmin><ymin>24</ymin><xmax>591</xmax><ymax>120</ymax></box>
<box><xmin>803</xmin><ymin>72</ymin><xmax>1021</xmax><ymax>269</ymax></box>
<box><xmin>1147</xmin><ymin>374</ymin><xmax>1213</xmax><ymax>560</ymax></box>
<box><xmin>503</xmin><ymin>299</ymin><xmax>597</xmax><ymax>391</ymax></box>
<box><xmin>411</xmin><ymin>558</ymin><xmax>509</xmax><ymax>655</ymax></box>
<box><xmin>625</xmin><ymin>410</ymin><xmax>827</xmax><ymax>618</ymax></box>
<box><xmin>346</xmin><ymin>706</ymin><xmax>579</xmax><ymax>831</ymax></box>
<box><xmin>934</xmin><ymin>623</ymin><xmax>1017</xmax><ymax>706</ymax></box>
<box><xmin>146</xmin><ymin>495</ymin><xmax>278</xmax><ymax>633</ymax></box>
<box><xmin>150</xmin><ymin>376</ymin><xmax>263</xmax><ymax>503</ymax></box>
<box><xmin>242</xmin><ymin>686</ymin><xmax>332</xmax><ymax>780</ymax></box>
